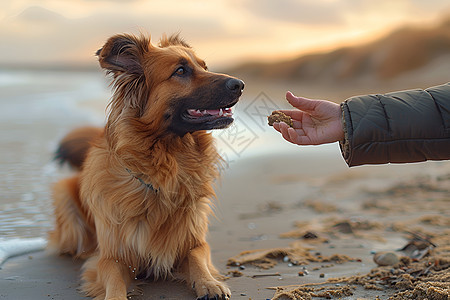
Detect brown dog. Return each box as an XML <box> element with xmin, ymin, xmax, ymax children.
<box><xmin>49</xmin><ymin>33</ymin><xmax>244</xmax><ymax>300</ymax></box>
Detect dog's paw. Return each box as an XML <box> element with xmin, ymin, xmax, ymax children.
<box><xmin>196</xmin><ymin>294</ymin><xmax>229</xmax><ymax>300</ymax></box>
<box><xmin>193</xmin><ymin>279</ymin><xmax>231</xmax><ymax>300</ymax></box>
<box><xmin>196</xmin><ymin>295</ymin><xmax>228</xmax><ymax>300</ymax></box>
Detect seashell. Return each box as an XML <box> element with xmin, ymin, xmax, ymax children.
<box><xmin>373</xmin><ymin>251</ymin><xmax>400</xmax><ymax>266</ymax></box>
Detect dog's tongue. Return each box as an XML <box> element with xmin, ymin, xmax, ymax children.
<box><xmin>187</xmin><ymin>108</ymin><xmax>232</xmax><ymax>118</ymax></box>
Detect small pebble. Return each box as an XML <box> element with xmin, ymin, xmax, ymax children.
<box><xmin>373</xmin><ymin>251</ymin><xmax>400</xmax><ymax>266</ymax></box>
<box><xmin>283</xmin><ymin>256</ymin><xmax>289</xmax><ymax>262</ymax></box>
<box><xmin>240</xmin><ymin>293</ymin><xmax>247</xmax><ymax>296</ymax></box>
<box><xmin>298</xmin><ymin>271</ymin><xmax>304</xmax><ymax>276</ymax></box>
<box><xmin>248</xmin><ymin>222</ymin><xmax>256</xmax><ymax>230</ymax></box>
<box><xmin>303</xmin><ymin>231</ymin><xmax>318</xmax><ymax>239</ymax></box>
<box><xmin>239</xmin><ymin>265</ymin><xmax>246</xmax><ymax>270</ymax></box>
<box><xmin>319</xmin><ymin>273</ymin><xmax>325</xmax><ymax>278</ymax></box>
<box><xmin>288</xmin><ymin>263</ymin><xmax>293</xmax><ymax>267</ymax></box>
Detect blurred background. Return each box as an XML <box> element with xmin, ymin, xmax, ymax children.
<box><xmin>1</xmin><ymin>0</ymin><xmax>450</xmax><ymax>71</ymax></box>
<box><xmin>2</xmin><ymin>0</ymin><xmax>450</xmax><ymax>102</ymax></box>
<box><xmin>0</xmin><ymin>0</ymin><xmax>449</xmax><ymax>238</ymax></box>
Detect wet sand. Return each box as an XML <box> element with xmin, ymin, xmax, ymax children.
<box><xmin>0</xmin><ymin>71</ymin><xmax>448</xmax><ymax>299</ymax></box>
<box><xmin>1</xmin><ymin>146</ymin><xmax>448</xmax><ymax>299</ymax></box>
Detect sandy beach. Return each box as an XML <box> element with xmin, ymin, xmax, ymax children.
<box><xmin>0</xmin><ymin>70</ymin><xmax>449</xmax><ymax>299</ymax></box>
<box><xmin>1</xmin><ymin>148</ymin><xmax>449</xmax><ymax>299</ymax></box>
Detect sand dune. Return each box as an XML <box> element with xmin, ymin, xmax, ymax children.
<box><xmin>229</xmin><ymin>16</ymin><xmax>450</xmax><ymax>85</ymax></box>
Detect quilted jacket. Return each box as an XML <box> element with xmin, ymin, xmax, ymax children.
<box><xmin>340</xmin><ymin>82</ymin><xmax>450</xmax><ymax>167</ymax></box>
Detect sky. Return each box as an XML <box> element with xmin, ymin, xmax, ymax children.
<box><xmin>1</xmin><ymin>0</ymin><xmax>450</xmax><ymax>69</ymax></box>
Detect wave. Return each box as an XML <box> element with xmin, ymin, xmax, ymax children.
<box><xmin>0</xmin><ymin>238</ymin><xmax>47</xmax><ymax>266</ymax></box>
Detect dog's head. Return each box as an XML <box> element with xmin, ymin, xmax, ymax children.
<box><xmin>97</xmin><ymin>33</ymin><xmax>244</xmax><ymax>136</ymax></box>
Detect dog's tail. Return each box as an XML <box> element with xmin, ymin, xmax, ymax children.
<box><xmin>54</xmin><ymin>126</ymin><xmax>103</xmax><ymax>170</ymax></box>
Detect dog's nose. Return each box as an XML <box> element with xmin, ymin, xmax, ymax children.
<box><xmin>226</xmin><ymin>78</ymin><xmax>245</xmax><ymax>93</ymax></box>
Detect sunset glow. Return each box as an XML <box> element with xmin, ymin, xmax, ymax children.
<box><xmin>1</xmin><ymin>0</ymin><xmax>450</xmax><ymax>69</ymax></box>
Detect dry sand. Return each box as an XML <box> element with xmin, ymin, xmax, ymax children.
<box><xmin>1</xmin><ymin>146</ymin><xmax>448</xmax><ymax>299</ymax></box>
<box><xmin>0</xmin><ymin>74</ymin><xmax>448</xmax><ymax>299</ymax></box>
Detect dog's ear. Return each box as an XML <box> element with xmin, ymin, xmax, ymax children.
<box><xmin>96</xmin><ymin>34</ymin><xmax>147</xmax><ymax>75</ymax></box>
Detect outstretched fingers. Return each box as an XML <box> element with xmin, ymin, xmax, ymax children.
<box><xmin>286</xmin><ymin>91</ymin><xmax>318</xmax><ymax>112</ymax></box>
<box><xmin>273</xmin><ymin>122</ymin><xmax>291</xmax><ymax>142</ymax></box>
<box><xmin>274</xmin><ymin>122</ymin><xmax>310</xmax><ymax>145</ymax></box>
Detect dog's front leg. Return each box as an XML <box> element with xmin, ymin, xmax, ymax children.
<box><xmin>183</xmin><ymin>242</ymin><xmax>231</xmax><ymax>300</ymax></box>
<box><xmin>98</xmin><ymin>257</ymin><xmax>130</xmax><ymax>300</ymax></box>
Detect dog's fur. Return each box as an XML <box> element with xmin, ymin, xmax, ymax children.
<box><xmin>49</xmin><ymin>33</ymin><xmax>243</xmax><ymax>300</ymax></box>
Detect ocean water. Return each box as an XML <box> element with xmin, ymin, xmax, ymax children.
<box><xmin>0</xmin><ymin>69</ymin><xmax>108</xmax><ymax>241</ymax></box>
<box><xmin>0</xmin><ymin>69</ymin><xmax>337</xmax><ymax>242</ymax></box>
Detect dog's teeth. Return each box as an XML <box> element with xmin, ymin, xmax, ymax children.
<box><xmin>202</xmin><ymin>110</ymin><xmax>207</xmax><ymax>115</ymax></box>
<box><xmin>219</xmin><ymin>109</ymin><xmax>223</xmax><ymax>116</ymax></box>
<box><xmin>196</xmin><ymin>110</ymin><xmax>201</xmax><ymax>114</ymax></box>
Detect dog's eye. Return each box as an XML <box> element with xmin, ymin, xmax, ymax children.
<box><xmin>174</xmin><ymin>66</ymin><xmax>187</xmax><ymax>76</ymax></box>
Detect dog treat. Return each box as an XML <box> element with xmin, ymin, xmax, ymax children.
<box><xmin>268</xmin><ymin>111</ymin><xmax>294</xmax><ymax>128</ymax></box>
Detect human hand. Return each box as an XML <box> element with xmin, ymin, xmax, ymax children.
<box><xmin>272</xmin><ymin>92</ymin><xmax>344</xmax><ymax>145</ymax></box>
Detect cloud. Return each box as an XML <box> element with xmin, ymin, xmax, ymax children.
<box><xmin>1</xmin><ymin>1</ymin><xmax>449</xmax><ymax>68</ymax></box>
<box><xmin>79</xmin><ymin>0</ymin><xmax>142</xmax><ymax>2</ymax></box>
<box><xmin>239</xmin><ymin>0</ymin><xmax>344</xmax><ymax>25</ymax></box>
<box><xmin>0</xmin><ymin>5</ymin><xmax>228</xmax><ymax>66</ymax></box>
<box><xmin>239</xmin><ymin>0</ymin><xmax>450</xmax><ymax>26</ymax></box>
<box><xmin>15</xmin><ymin>6</ymin><xmax>66</xmax><ymax>23</ymax></box>
<box><xmin>409</xmin><ymin>0</ymin><xmax>450</xmax><ymax>13</ymax></box>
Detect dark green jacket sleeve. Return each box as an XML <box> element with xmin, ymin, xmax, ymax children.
<box><xmin>340</xmin><ymin>82</ymin><xmax>450</xmax><ymax>167</ymax></box>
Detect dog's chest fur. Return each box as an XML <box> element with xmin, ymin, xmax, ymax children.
<box><xmin>80</xmin><ymin>131</ymin><xmax>220</xmax><ymax>277</ymax></box>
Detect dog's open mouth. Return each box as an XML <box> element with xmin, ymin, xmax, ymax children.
<box><xmin>170</xmin><ymin>81</ymin><xmax>243</xmax><ymax>134</ymax></box>
<box><xmin>183</xmin><ymin>107</ymin><xmax>233</xmax><ymax>124</ymax></box>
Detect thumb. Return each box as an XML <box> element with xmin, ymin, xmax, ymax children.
<box><xmin>286</xmin><ymin>91</ymin><xmax>317</xmax><ymax>112</ymax></box>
